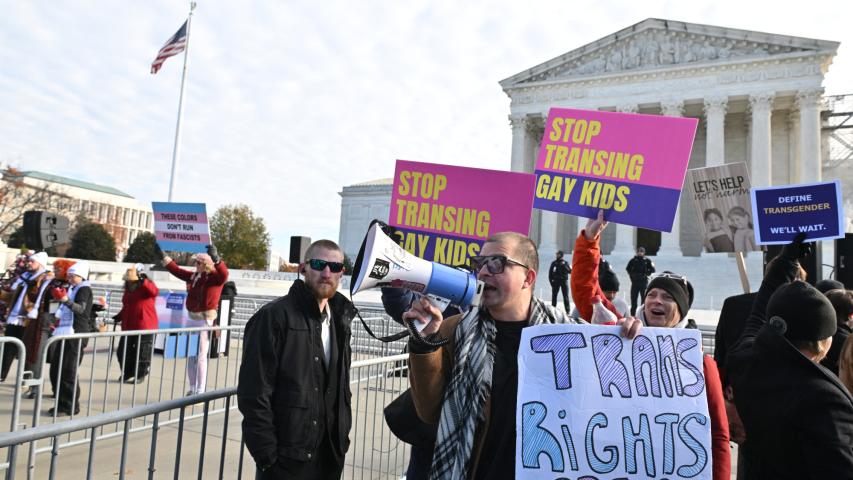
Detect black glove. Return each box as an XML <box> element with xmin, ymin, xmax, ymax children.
<box><xmin>206</xmin><ymin>244</ymin><xmax>220</xmax><ymax>264</ymax></box>
<box><xmin>781</xmin><ymin>232</ymin><xmax>811</xmax><ymax>261</ymax></box>
<box><xmin>154</xmin><ymin>243</ymin><xmax>166</xmax><ymax>260</ymax></box>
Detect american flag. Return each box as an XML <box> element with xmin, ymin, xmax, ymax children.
<box><xmin>150</xmin><ymin>21</ymin><xmax>188</xmax><ymax>74</ymax></box>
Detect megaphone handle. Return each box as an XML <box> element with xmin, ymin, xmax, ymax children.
<box><xmin>406</xmin><ymin>318</ymin><xmax>449</xmax><ymax>347</ymax></box>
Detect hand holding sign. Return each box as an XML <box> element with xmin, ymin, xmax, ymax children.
<box><xmin>582</xmin><ymin>209</ymin><xmax>609</xmax><ymax>241</ymax></box>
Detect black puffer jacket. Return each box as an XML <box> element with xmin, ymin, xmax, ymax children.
<box><xmin>729</xmin><ymin>254</ymin><xmax>853</xmax><ymax>479</ymax></box>
<box><xmin>238</xmin><ymin>280</ymin><xmax>356</xmax><ymax>467</ymax></box>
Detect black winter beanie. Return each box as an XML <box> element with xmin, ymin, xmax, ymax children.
<box><xmin>599</xmin><ymin>268</ymin><xmax>620</xmax><ymax>292</ymax></box>
<box><xmin>766</xmin><ymin>281</ymin><xmax>837</xmax><ymax>341</ymax></box>
<box><xmin>646</xmin><ymin>273</ymin><xmax>694</xmax><ymax>319</ymax></box>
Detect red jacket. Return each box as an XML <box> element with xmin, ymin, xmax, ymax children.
<box><xmin>116</xmin><ymin>279</ymin><xmax>159</xmax><ymax>331</ymax></box>
<box><xmin>165</xmin><ymin>260</ymin><xmax>229</xmax><ymax>313</ymax></box>
<box><xmin>571</xmin><ymin>231</ymin><xmax>731</xmax><ymax>479</ymax></box>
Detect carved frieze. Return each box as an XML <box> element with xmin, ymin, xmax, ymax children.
<box><xmin>524</xmin><ymin>29</ymin><xmax>818</xmax><ymax>84</ymax></box>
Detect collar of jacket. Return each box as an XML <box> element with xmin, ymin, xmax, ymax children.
<box><xmin>289</xmin><ymin>279</ymin><xmax>355</xmax><ymax>321</ymax></box>
<box><xmin>756</xmin><ymin>324</ymin><xmax>853</xmax><ymax>403</ymax></box>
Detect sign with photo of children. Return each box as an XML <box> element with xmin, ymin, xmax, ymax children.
<box><xmin>685</xmin><ymin>163</ymin><xmax>759</xmax><ymax>253</ymax></box>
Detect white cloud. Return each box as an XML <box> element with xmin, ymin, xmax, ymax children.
<box><xmin>1</xmin><ymin>0</ymin><xmax>851</xmax><ymax>254</ymax></box>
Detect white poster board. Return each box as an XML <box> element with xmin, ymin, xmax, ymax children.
<box><xmin>516</xmin><ymin>324</ymin><xmax>712</xmax><ymax>479</ymax></box>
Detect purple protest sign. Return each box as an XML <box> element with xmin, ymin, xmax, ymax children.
<box><xmin>751</xmin><ymin>181</ymin><xmax>845</xmax><ymax>244</ymax></box>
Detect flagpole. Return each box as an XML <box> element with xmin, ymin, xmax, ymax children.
<box><xmin>167</xmin><ymin>1</ymin><xmax>197</xmax><ymax>202</ymax></box>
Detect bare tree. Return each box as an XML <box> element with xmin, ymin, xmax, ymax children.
<box><xmin>0</xmin><ymin>167</ymin><xmax>76</xmax><ymax>240</ymax></box>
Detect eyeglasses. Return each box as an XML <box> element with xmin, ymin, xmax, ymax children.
<box><xmin>654</xmin><ymin>271</ymin><xmax>688</xmax><ymax>287</ymax></box>
<box><xmin>308</xmin><ymin>258</ymin><xmax>345</xmax><ymax>273</ymax></box>
<box><xmin>469</xmin><ymin>255</ymin><xmax>529</xmax><ymax>275</ymax></box>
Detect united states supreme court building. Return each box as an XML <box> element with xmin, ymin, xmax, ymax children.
<box><xmin>339</xmin><ymin>19</ymin><xmax>852</xmax><ymax>307</ymax></box>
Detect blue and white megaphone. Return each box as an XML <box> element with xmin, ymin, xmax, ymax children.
<box><xmin>350</xmin><ymin>220</ymin><xmax>483</xmax><ymax>343</ymax></box>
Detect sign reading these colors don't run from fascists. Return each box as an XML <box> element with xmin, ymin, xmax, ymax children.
<box><xmin>389</xmin><ymin>160</ymin><xmax>536</xmax><ymax>265</ymax></box>
<box><xmin>534</xmin><ymin>108</ymin><xmax>698</xmax><ymax>232</ymax></box>
<box><xmin>152</xmin><ymin>202</ymin><xmax>210</xmax><ymax>254</ymax></box>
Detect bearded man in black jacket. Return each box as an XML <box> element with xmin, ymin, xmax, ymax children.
<box><xmin>238</xmin><ymin>240</ymin><xmax>356</xmax><ymax>480</ymax></box>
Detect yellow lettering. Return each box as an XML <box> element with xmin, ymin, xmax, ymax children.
<box><xmin>547</xmin><ymin>176</ymin><xmax>562</xmax><ymax>201</ymax></box>
<box><xmin>562</xmin><ymin>177</ymin><xmax>577</xmax><ymax>202</ymax></box>
<box><xmin>614</xmin><ymin>186</ymin><xmax>630</xmax><ymax>212</ymax></box>
<box><xmin>579</xmin><ymin>148</ymin><xmax>595</xmax><ymax>174</ymax></box>
<box><xmin>627</xmin><ymin>155</ymin><xmax>644</xmax><ymax>181</ymax></box>
<box><xmin>433</xmin><ymin>175</ymin><xmax>447</xmax><ymax>200</ymax></box>
<box><xmin>475</xmin><ymin>211</ymin><xmax>491</xmax><ymax>238</ymax></box>
<box><xmin>398</xmin><ymin>171</ymin><xmax>411</xmax><ymax>196</ymax></box>
<box><xmin>592</xmin><ymin>150</ymin><xmax>608</xmax><ymax>176</ymax></box>
<box><xmin>416</xmin><ymin>203</ymin><xmax>430</xmax><ymax>229</ymax></box>
<box><xmin>443</xmin><ymin>206</ymin><xmax>457</xmax><ymax>233</ymax></box>
<box><xmin>544</xmin><ymin>144</ymin><xmax>558</xmax><ymax>169</ymax></box>
<box><xmin>417</xmin><ymin>234</ymin><xmax>429</xmax><ymax>257</ymax></box>
<box><xmin>572</xmin><ymin>119</ymin><xmax>588</xmax><ymax>144</ymax></box>
<box><xmin>395</xmin><ymin>199</ymin><xmax>407</xmax><ymax>225</ymax></box>
<box><xmin>562</xmin><ymin>118</ymin><xmax>577</xmax><ymax>142</ymax></box>
<box><xmin>405</xmin><ymin>200</ymin><xmax>418</xmax><ymax>226</ymax></box>
<box><xmin>536</xmin><ymin>174</ymin><xmax>552</xmax><ymax>199</ymax></box>
<box><xmin>435</xmin><ymin>237</ymin><xmax>448</xmax><ymax>264</ymax></box>
<box><xmin>461</xmin><ymin>209</ymin><xmax>477</xmax><ymax>236</ymax></box>
<box><xmin>550</xmin><ymin>118</ymin><xmax>564</xmax><ymax>142</ymax></box>
<box><xmin>554</xmin><ymin>146</ymin><xmax>568</xmax><ymax>170</ymax></box>
<box><xmin>579</xmin><ymin>180</ymin><xmax>597</xmax><ymax>206</ymax></box>
<box><xmin>587</xmin><ymin>120</ymin><xmax>601</xmax><ymax>144</ymax></box>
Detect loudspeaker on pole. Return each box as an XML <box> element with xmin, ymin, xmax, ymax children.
<box><xmin>289</xmin><ymin>236</ymin><xmax>311</xmax><ymax>264</ymax></box>
<box><xmin>23</xmin><ymin>211</ymin><xmax>70</xmax><ymax>250</ymax></box>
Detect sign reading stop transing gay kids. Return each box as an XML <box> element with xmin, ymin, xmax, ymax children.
<box><xmin>389</xmin><ymin>159</ymin><xmax>536</xmax><ymax>265</ymax></box>
<box><xmin>534</xmin><ymin>108</ymin><xmax>698</xmax><ymax>231</ymax></box>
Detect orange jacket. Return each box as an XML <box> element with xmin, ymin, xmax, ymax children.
<box><xmin>570</xmin><ymin>231</ymin><xmax>619</xmax><ymax>322</ymax></box>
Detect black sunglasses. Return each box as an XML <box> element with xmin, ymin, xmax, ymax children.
<box><xmin>469</xmin><ymin>255</ymin><xmax>529</xmax><ymax>275</ymax></box>
<box><xmin>308</xmin><ymin>259</ymin><xmax>345</xmax><ymax>273</ymax></box>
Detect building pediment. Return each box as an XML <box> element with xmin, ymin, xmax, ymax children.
<box><xmin>501</xmin><ymin>18</ymin><xmax>838</xmax><ymax>89</ymax></box>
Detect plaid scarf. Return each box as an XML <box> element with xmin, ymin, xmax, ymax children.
<box><xmin>429</xmin><ymin>297</ymin><xmax>584</xmax><ymax>479</ymax></box>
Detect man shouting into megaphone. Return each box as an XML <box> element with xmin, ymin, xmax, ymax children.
<box><xmin>404</xmin><ymin>231</ymin><xmax>642</xmax><ymax>480</ymax></box>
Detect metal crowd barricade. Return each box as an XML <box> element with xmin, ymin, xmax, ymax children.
<box><xmin>16</xmin><ymin>325</ymin><xmax>243</xmax><ymax>479</ymax></box>
<box><xmin>346</xmin><ymin>353</ymin><xmax>410</xmax><ymax>479</ymax></box>
<box><xmin>0</xmin><ymin>387</ymin><xmax>243</xmax><ymax>480</ymax></box>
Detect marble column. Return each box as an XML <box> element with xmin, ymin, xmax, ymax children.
<box><xmin>797</xmin><ymin>89</ymin><xmax>823</xmax><ymax>182</ymax></box>
<box><xmin>703</xmin><ymin>97</ymin><xmax>728</xmax><ymax>167</ymax></box>
<box><xmin>509</xmin><ymin>114</ymin><xmax>530</xmax><ymax>173</ymax></box>
<box><xmin>787</xmin><ymin>109</ymin><xmax>802</xmax><ymax>183</ymax></box>
<box><xmin>612</xmin><ymin>104</ymin><xmax>638</xmax><ymax>255</ymax></box>
<box><xmin>658</xmin><ymin>100</ymin><xmax>685</xmax><ymax>255</ymax></box>
<box><xmin>749</xmin><ymin>93</ymin><xmax>774</xmax><ymax>187</ymax></box>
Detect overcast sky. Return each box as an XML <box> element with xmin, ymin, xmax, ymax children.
<box><xmin>1</xmin><ymin>0</ymin><xmax>851</xmax><ymax>254</ymax></box>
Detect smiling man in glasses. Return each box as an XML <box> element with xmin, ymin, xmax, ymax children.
<box><xmin>403</xmin><ymin>232</ymin><xmax>641</xmax><ymax>480</ymax></box>
<box><xmin>239</xmin><ymin>239</ymin><xmax>357</xmax><ymax>480</ymax></box>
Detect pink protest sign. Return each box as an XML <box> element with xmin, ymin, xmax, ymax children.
<box><xmin>389</xmin><ymin>159</ymin><xmax>536</xmax><ymax>265</ymax></box>
<box><xmin>534</xmin><ymin>108</ymin><xmax>697</xmax><ymax>232</ymax></box>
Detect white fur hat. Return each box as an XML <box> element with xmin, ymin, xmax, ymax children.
<box><xmin>67</xmin><ymin>260</ymin><xmax>90</xmax><ymax>280</ymax></box>
<box><xmin>29</xmin><ymin>251</ymin><xmax>48</xmax><ymax>268</ymax></box>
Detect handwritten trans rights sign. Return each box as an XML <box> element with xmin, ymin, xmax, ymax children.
<box><xmin>389</xmin><ymin>159</ymin><xmax>536</xmax><ymax>265</ymax></box>
<box><xmin>152</xmin><ymin>202</ymin><xmax>210</xmax><ymax>253</ymax></box>
<box><xmin>533</xmin><ymin>108</ymin><xmax>697</xmax><ymax>232</ymax></box>
<box><xmin>516</xmin><ymin>324</ymin><xmax>712</xmax><ymax>480</ymax></box>
<box><xmin>751</xmin><ymin>180</ymin><xmax>844</xmax><ymax>245</ymax></box>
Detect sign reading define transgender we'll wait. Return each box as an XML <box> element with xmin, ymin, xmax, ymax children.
<box><xmin>389</xmin><ymin>160</ymin><xmax>536</xmax><ymax>265</ymax></box>
<box><xmin>534</xmin><ymin>108</ymin><xmax>698</xmax><ymax>231</ymax></box>
<box><xmin>152</xmin><ymin>202</ymin><xmax>210</xmax><ymax>254</ymax></box>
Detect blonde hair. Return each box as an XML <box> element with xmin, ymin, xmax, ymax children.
<box><xmin>840</xmin><ymin>335</ymin><xmax>853</xmax><ymax>394</ymax></box>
